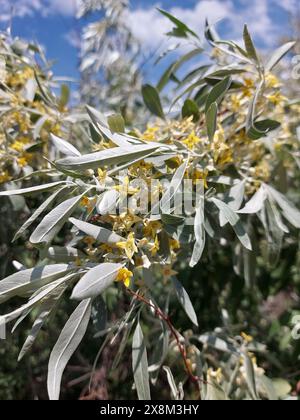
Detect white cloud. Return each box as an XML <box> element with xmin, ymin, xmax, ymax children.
<box><xmin>125</xmin><ymin>0</ymin><xmax>285</xmax><ymax>51</ymax></box>
<box><xmin>0</xmin><ymin>0</ymin><xmax>76</xmax><ymax>22</ymax></box>
<box><xmin>0</xmin><ymin>0</ymin><xmax>292</xmax><ymax>52</ymax></box>
<box><xmin>272</xmin><ymin>0</ymin><xmax>298</xmax><ymax>13</ymax></box>
<box><xmin>48</xmin><ymin>0</ymin><xmax>77</xmax><ymax>16</ymax></box>
<box><xmin>0</xmin><ymin>0</ymin><xmax>43</xmax><ymax>21</ymax></box>
<box><xmin>125</xmin><ymin>1</ymin><xmax>234</xmax><ymax>49</ymax></box>
<box><xmin>64</xmin><ymin>29</ymin><xmax>81</xmax><ymax>48</ymax></box>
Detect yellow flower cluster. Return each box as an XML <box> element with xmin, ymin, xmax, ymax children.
<box><xmin>0</xmin><ymin>38</ymin><xmax>67</xmax><ymax>185</ymax></box>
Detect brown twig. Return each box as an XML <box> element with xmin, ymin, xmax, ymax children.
<box><xmin>126</xmin><ymin>287</ymin><xmax>205</xmax><ymax>399</ymax></box>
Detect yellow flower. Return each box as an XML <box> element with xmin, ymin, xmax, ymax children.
<box><xmin>254</xmin><ymin>161</ymin><xmax>270</xmax><ymax>182</ymax></box>
<box><xmin>114</xmin><ymin>176</ymin><xmax>140</xmax><ymax>195</ymax></box>
<box><xmin>11</xmin><ymin>141</ymin><xmax>24</xmax><ymax>152</ymax></box>
<box><xmin>17</xmin><ymin>155</ymin><xmax>31</xmax><ymax>167</ymax></box>
<box><xmin>97</xmin><ymin>168</ymin><xmax>107</xmax><ymax>184</ymax></box>
<box><xmin>241</xmin><ymin>332</ymin><xmax>253</xmax><ymax>343</ymax></box>
<box><xmin>0</xmin><ymin>170</ymin><xmax>11</xmax><ymax>184</ymax></box>
<box><xmin>150</xmin><ymin>236</ymin><xmax>160</xmax><ymax>256</ymax></box>
<box><xmin>108</xmin><ymin>212</ymin><xmax>141</xmax><ymax>232</ymax></box>
<box><xmin>169</xmin><ymin>238</ymin><xmax>180</xmax><ymax>250</ymax></box>
<box><xmin>80</xmin><ymin>196</ymin><xmax>90</xmax><ymax>207</ymax></box>
<box><xmin>119</xmin><ymin>212</ymin><xmax>141</xmax><ymax>231</ymax></box>
<box><xmin>183</xmin><ymin>131</ymin><xmax>201</xmax><ymax>150</ymax></box>
<box><xmin>83</xmin><ymin>236</ymin><xmax>96</xmax><ymax>247</ymax></box>
<box><xmin>143</xmin><ymin>220</ymin><xmax>162</xmax><ymax>239</ymax></box>
<box><xmin>99</xmin><ymin>244</ymin><xmax>113</xmax><ymax>254</ymax></box>
<box><xmin>162</xmin><ymin>265</ymin><xmax>178</xmax><ymax>280</ymax></box>
<box><xmin>267</xmin><ymin>91</ymin><xmax>287</xmax><ymax>106</ymax></box>
<box><xmin>116</xmin><ymin>268</ymin><xmax>133</xmax><ymax>288</ymax></box>
<box><xmin>80</xmin><ymin>196</ymin><xmax>96</xmax><ymax>212</ymax></box>
<box><xmin>116</xmin><ymin>232</ymin><xmax>138</xmax><ymax>260</ymax></box>
<box><xmin>143</xmin><ymin>125</ymin><xmax>159</xmax><ymax>141</ymax></box>
<box><xmin>212</xmin><ymin>126</ymin><xmax>233</xmax><ymax>167</ymax></box>
<box><xmin>265</xmin><ymin>73</ymin><xmax>281</xmax><ymax>89</ymax></box>
<box><xmin>230</xmin><ymin>94</ymin><xmax>242</xmax><ymax>112</ymax></box>
<box><xmin>193</xmin><ymin>168</ymin><xmax>209</xmax><ymax>189</ymax></box>
<box><xmin>207</xmin><ymin>368</ymin><xmax>223</xmax><ymax>383</ymax></box>
<box><xmin>242</xmin><ymin>78</ymin><xmax>255</xmax><ymax>97</ymax></box>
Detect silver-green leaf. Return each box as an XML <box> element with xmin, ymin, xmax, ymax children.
<box><xmin>47</xmin><ymin>299</ymin><xmax>92</xmax><ymax>400</ymax></box>
<box><xmin>173</xmin><ymin>278</ymin><xmax>198</xmax><ymax>326</ymax></box>
<box><xmin>69</xmin><ymin>218</ymin><xmax>124</xmax><ymax>244</ymax></box>
<box><xmin>132</xmin><ymin>322</ymin><xmax>151</xmax><ymax>400</ymax></box>
<box><xmin>211</xmin><ymin>197</ymin><xmax>252</xmax><ymax>250</ymax></box>
<box><xmin>0</xmin><ymin>264</ymin><xmax>72</xmax><ymax>304</ymax></box>
<box><xmin>30</xmin><ymin>191</ymin><xmax>90</xmax><ymax>245</ymax></box>
<box><xmin>71</xmin><ymin>263</ymin><xmax>122</xmax><ymax>300</ymax></box>
<box><xmin>56</xmin><ymin>144</ymin><xmax>159</xmax><ymax>172</ymax></box>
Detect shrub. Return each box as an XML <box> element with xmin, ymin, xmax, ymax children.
<box><xmin>0</xmin><ymin>12</ymin><xmax>299</xmax><ymax>400</ymax></box>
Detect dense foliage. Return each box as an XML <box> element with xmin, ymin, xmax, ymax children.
<box><xmin>0</xmin><ymin>7</ymin><xmax>299</xmax><ymax>400</ymax></box>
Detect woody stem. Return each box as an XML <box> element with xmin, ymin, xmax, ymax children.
<box><xmin>126</xmin><ymin>287</ymin><xmax>203</xmax><ymax>398</ymax></box>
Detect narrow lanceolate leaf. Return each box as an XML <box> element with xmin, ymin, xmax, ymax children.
<box><xmin>163</xmin><ymin>366</ymin><xmax>179</xmax><ymax>400</ymax></box>
<box><xmin>264</xmin><ymin>199</ymin><xmax>284</xmax><ymax>267</ymax></box>
<box><xmin>211</xmin><ymin>198</ymin><xmax>252</xmax><ymax>250</ymax></box>
<box><xmin>18</xmin><ymin>289</ymin><xmax>64</xmax><ymax>361</ymax></box>
<box><xmin>243</xmin><ymin>25</ymin><xmax>260</xmax><ymax>64</ymax></box>
<box><xmin>205</xmin><ymin>19</ymin><xmax>220</xmax><ymax>43</ymax></box>
<box><xmin>247</xmin><ymin>119</ymin><xmax>281</xmax><ymax>140</ymax></box>
<box><xmin>246</xmin><ymin>81</ymin><xmax>280</xmax><ymax>140</ymax></box>
<box><xmin>160</xmin><ymin>160</ymin><xmax>188</xmax><ymax>213</ymax></box>
<box><xmin>158</xmin><ymin>8</ymin><xmax>199</xmax><ymax>40</ymax></box>
<box><xmin>265</xmin><ymin>184</ymin><xmax>300</xmax><ymax>228</ymax></box>
<box><xmin>142</xmin><ymin>84</ymin><xmax>165</xmax><ymax>119</ymax></box>
<box><xmin>50</xmin><ymin>134</ymin><xmax>81</xmax><ymax>157</ymax></box>
<box><xmin>205</xmin><ymin>76</ymin><xmax>232</xmax><ymax>112</ymax></box>
<box><xmin>206</xmin><ymin>102</ymin><xmax>218</xmax><ymax>142</ymax></box>
<box><xmin>242</xmin><ymin>352</ymin><xmax>259</xmax><ymax>400</ymax></box>
<box><xmin>97</xmin><ymin>190</ymin><xmax>120</xmax><ymax>215</ymax></box>
<box><xmin>266</xmin><ymin>41</ymin><xmax>296</xmax><ymax>72</ymax></box>
<box><xmin>0</xmin><ymin>264</ymin><xmax>72</xmax><ymax>304</ymax></box>
<box><xmin>220</xmin><ymin>180</ymin><xmax>245</xmax><ymax>226</ymax></box>
<box><xmin>205</xmin><ymin>381</ymin><xmax>227</xmax><ymax>400</ymax></box>
<box><xmin>13</xmin><ymin>185</ymin><xmax>71</xmax><ymax>242</ymax></box>
<box><xmin>47</xmin><ymin>246</ymin><xmax>85</xmax><ymax>263</ymax></box>
<box><xmin>69</xmin><ymin>218</ymin><xmax>124</xmax><ymax>244</ymax></box>
<box><xmin>71</xmin><ymin>263</ymin><xmax>122</xmax><ymax>300</ymax></box>
<box><xmin>59</xmin><ymin>84</ymin><xmax>70</xmax><ymax>109</ymax></box>
<box><xmin>173</xmin><ymin>278</ymin><xmax>198</xmax><ymax>326</ymax></box>
<box><xmin>30</xmin><ymin>191</ymin><xmax>91</xmax><ymax>245</ymax></box>
<box><xmin>107</xmin><ymin>114</ymin><xmax>125</xmax><ymax>133</ymax></box>
<box><xmin>267</xmin><ymin>196</ymin><xmax>289</xmax><ymax>234</ymax></box>
<box><xmin>238</xmin><ymin>185</ymin><xmax>267</xmax><ymax>214</ymax></box>
<box><xmin>2</xmin><ymin>274</ymin><xmax>77</xmax><ymax>324</ymax></box>
<box><xmin>47</xmin><ymin>299</ymin><xmax>92</xmax><ymax>400</ymax></box>
<box><xmin>132</xmin><ymin>322</ymin><xmax>151</xmax><ymax>400</ymax></box>
<box><xmin>87</xmin><ymin>106</ymin><xmax>141</xmax><ymax>147</ymax></box>
<box><xmin>190</xmin><ymin>196</ymin><xmax>205</xmax><ymax>268</ymax></box>
<box><xmin>198</xmin><ymin>333</ymin><xmax>239</xmax><ymax>355</ymax></box>
<box><xmin>23</xmin><ymin>78</ymin><xmax>37</xmax><ymax>102</ymax></box>
<box><xmin>182</xmin><ymin>99</ymin><xmax>199</xmax><ymax>121</ymax></box>
<box><xmin>157</xmin><ymin>48</ymin><xmax>203</xmax><ymax>92</ymax></box>
<box><xmin>0</xmin><ymin>181</ymin><xmax>70</xmax><ymax>197</ymax></box>
<box><xmin>56</xmin><ymin>144</ymin><xmax>159</xmax><ymax>171</ymax></box>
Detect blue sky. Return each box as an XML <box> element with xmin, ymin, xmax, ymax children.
<box><xmin>0</xmin><ymin>0</ymin><xmax>297</xmax><ymax>81</ymax></box>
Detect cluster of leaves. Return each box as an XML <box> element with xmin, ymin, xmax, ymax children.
<box><xmin>0</xmin><ymin>32</ymin><xmax>74</xmax><ymax>280</ymax></box>
<box><xmin>0</xmin><ymin>10</ymin><xmax>299</xmax><ymax>400</ymax></box>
